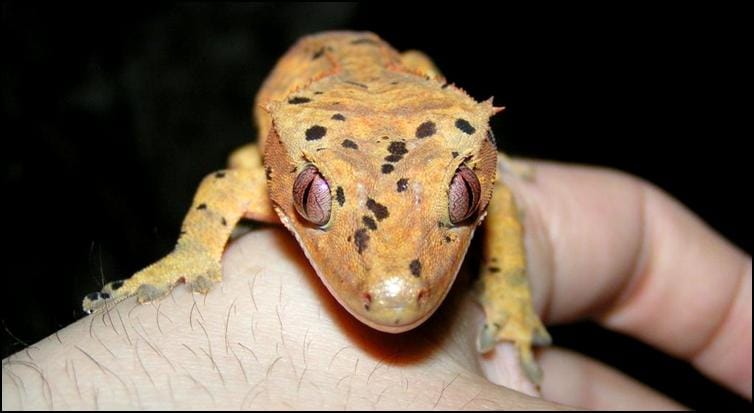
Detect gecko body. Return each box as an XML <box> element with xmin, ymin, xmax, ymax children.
<box><xmin>83</xmin><ymin>31</ymin><xmax>550</xmax><ymax>383</ymax></box>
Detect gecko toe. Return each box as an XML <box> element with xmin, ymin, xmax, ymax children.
<box><xmin>533</xmin><ymin>325</ymin><xmax>552</xmax><ymax>346</ymax></box>
<box><xmin>189</xmin><ymin>274</ymin><xmax>215</xmax><ymax>294</ymax></box>
<box><xmin>476</xmin><ymin>323</ymin><xmax>501</xmax><ymax>353</ymax></box>
<box><xmin>82</xmin><ymin>291</ymin><xmax>106</xmax><ymax>314</ymax></box>
<box><xmin>520</xmin><ymin>348</ymin><xmax>544</xmax><ymax>385</ymax></box>
<box><xmin>135</xmin><ymin>283</ymin><xmax>169</xmax><ymax>303</ymax></box>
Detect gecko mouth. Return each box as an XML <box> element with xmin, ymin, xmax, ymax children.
<box><xmin>353</xmin><ymin>304</ymin><xmax>434</xmax><ymax>334</ymax></box>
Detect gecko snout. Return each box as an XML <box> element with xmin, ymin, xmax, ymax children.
<box><xmin>360</xmin><ymin>275</ymin><xmax>428</xmax><ymax>332</ymax></box>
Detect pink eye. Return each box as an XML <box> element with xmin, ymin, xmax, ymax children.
<box><xmin>293</xmin><ymin>165</ymin><xmax>332</xmax><ymax>226</ymax></box>
<box><xmin>448</xmin><ymin>165</ymin><xmax>481</xmax><ymax>224</ymax></box>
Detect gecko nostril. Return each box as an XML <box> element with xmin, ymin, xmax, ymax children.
<box><xmin>362</xmin><ymin>292</ymin><xmax>372</xmax><ymax>311</ymax></box>
<box><xmin>417</xmin><ymin>289</ymin><xmax>428</xmax><ymax>303</ymax></box>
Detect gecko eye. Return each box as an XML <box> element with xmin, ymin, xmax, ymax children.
<box><xmin>293</xmin><ymin>165</ymin><xmax>332</xmax><ymax>226</ymax></box>
<box><xmin>448</xmin><ymin>165</ymin><xmax>481</xmax><ymax>224</ymax></box>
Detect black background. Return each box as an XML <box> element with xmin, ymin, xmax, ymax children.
<box><xmin>1</xmin><ymin>3</ymin><xmax>749</xmax><ymax>409</ymax></box>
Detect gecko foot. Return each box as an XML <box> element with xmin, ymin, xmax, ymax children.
<box><xmin>475</xmin><ymin>291</ymin><xmax>551</xmax><ymax>384</ymax></box>
<box><xmin>82</xmin><ymin>249</ymin><xmax>222</xmax><ymax>314</ymax></box>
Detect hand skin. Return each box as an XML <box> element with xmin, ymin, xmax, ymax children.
<box><xmin>0</xmin><ymin>231</ymin><xmax>563</xmax><ymax>410</ymax></box>
<box><xmin>2</xmin><ymin>161</ymin><xmax>750</xmax><ymax>410</ymax></box>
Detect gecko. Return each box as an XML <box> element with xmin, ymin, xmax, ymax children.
<box><xmin>82</xmin><ymin>31</ymin><xmax>551</xmax><ymax>383</ymax></box>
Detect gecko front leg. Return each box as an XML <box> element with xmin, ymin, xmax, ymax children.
<box><xmin>476</xmin><ymin>155</ymin><xmax>551</xmax><ymax>384</ymax></box>
<box><xmin>82</xmin><ymin>145</ymin><xmax>275</xmax><ymax>313</ymax></box>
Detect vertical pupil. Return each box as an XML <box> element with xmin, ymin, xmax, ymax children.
<box><xmin>463</xmin><ymin>176</ymin><xmax>474</xmax><ymax>215</ymax></box>
<box><xmin>301</xmin><ymin>179</ymin><xmax>313</xmax><ymax>216</ymax></box>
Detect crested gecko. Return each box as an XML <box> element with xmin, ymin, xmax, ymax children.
<box><xmin>82</xmin><ymin>31</ymin><xmax>550</xmax><ymax>384</ymax></box>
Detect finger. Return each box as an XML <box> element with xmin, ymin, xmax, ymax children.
<box><xmin>538</xmin><ymin>347</ymin><xmax>686</xmax><ymax>410</ymax></box>
<box><xmin>478</xmin><ymin>342</ymin><xmax>541</xmax><ymax>398</ymax></box>
<box><xmin>505</xmin><ymin>160</ymin><xmax>751</xmax><ymax>399</ymax></box>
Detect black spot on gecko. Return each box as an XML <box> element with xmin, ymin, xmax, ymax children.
<box><xmin>197</xmin><ymin>203</ymin><xmax>207</xmax><ymax>210</ymax></box>
<box><xmin>354</xmin><ymin>228</ymin><xmax>370</xmax><ymax>254</ymax></box>
<box><xmin>305</xmin><ymin>125</ymin><xmax>327</xmax><ymax>141</ymax></box>
<box><xmin>351</xmin><ymin>38</ymin><xmax>378</xmax><ymax>45</ymax></box>
<box><xmin>342</xmin><ymin>139</ymin><xmax>358</xmax><ymax>149</ymax></box>
<box><xmin>455</xmin><ymin>118</ymin><xmax>476</xmax><ymax>135</ymax></box>
<box><xmin>444</xmin><ymin>236</ymin><xmax>452</xmax><ymax>243</ymax></box>
<box><xmin>336</xmin><ymin>186</ymin><xmax>345</xmax><ymax>206</ymax></box>
<box><xmin>441</xmin><ymin>82</ymin><xmax>450</xmax><ymax>89</ymax></box>
<box><xmin>388</xmin><ymin>141</ymin><xmax>408</xmax><ymax>155</ymax></box>
<box><xmin>409</xmin><ymin>259</ymin><xmax>422</xmax><ymax>277</ymax></box>
<box><xmin>451</xmin><ymin>151</ymin><xmax>459</xmax><ymax>158</ymax></box>
<box><xmin>488</xmin><ymin>267</ymin><xmax>501</xmax><ymax>273</ymax></box>
<box><xmin>366</xmin><ymin>198</ymin><xmax>389</xmax><ymax>221</ymax></box>
<box><xmin>214</xmin><ymin>171</ymin><xmax>226</xmax><ymax>178</ymax></box>
<box><xmin>486</xmin><ymin>129</ymin><xmax>496</xmax><ymax>145</ymax></box>
<box><xmin>221</xmin><ymin>217</ymin><xmax>227</xmax><ymax>227</ymax></box>
<box><xmin>396</xmin><ymin>178</ymin><xmax>408</xmax><ymax>192</ymax></box>
<box><xmin>362</xmin><ymin>216</ymin><xmax>377</xmax><ymax>231</ymax></box>
<box><xmin>331</xmin><ymin>113</ymin><xmax>346</xmax><ymax>121</ymax></box>
<box><xmin>288</xmin><ymin>96</ymin><xmax>311</xmax><ymax>104</ymax></box>
<box><xmin>91</xmin><ymin>291</ymin><xmax>110</xmax><ymax>300</ymax></box>
<box><xmin>312</xmin><ymin>47</ymin><xmax>325</xmax><ymax>60</ymax></box>
<box><xmin>314</xmin><ymin>91</ymin><xmax>323</xmax><ymax>95</ymax></box>
<box><xmin>110</xmin><ymin>280</ymin><xmax>124</xmax><ymax>290</ymax></box>
<box><xmin>390</xmin><ymin>80</ymin><xmax>399</xmax><ymax>85</ymax></box>
<box><xmin>381</xmin><ymin>164</ymin><xmax>394</xmax><ymax>174</ymax></box>
<box><xmin>437</xmin><ymin>221</ymin><xmax>445</xmax><ymax>228</ymax></box>
<box><xmin>265</xmin><ymin>166</ymin><xmax>272</xmax><ymax>180</ymax></box>
<box><xmin>415</xmin><ymin>121</ymin><xmax>436</xmax><ymax>139</ymax></box>
<box><xmin>384</xmin><ymin>154</ymin><xmax>403</xmax><ymax>163</ymax></box>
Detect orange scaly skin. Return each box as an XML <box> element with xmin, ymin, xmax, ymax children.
<box><xmin>83</xmin><ymin>31</ymin><xmax>550</xmax><ymax>384</ymax></box>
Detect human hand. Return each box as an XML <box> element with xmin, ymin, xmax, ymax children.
<box><xmin>2</xmin><ymin>161</ymin><xmax>749</xmax><ymax>410</ymax></box>
<box><xmin>1</xmin><ymin>229</ymin><xmax>563</xmax><ymax>409</ymax></box>
<box><xmin>493</xmin><ymin>160</ymin><xmax>751</xmax><ymax>409</ymax></box>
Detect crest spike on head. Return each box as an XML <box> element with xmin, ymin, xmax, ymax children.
<box><xmin>480</xmin><ymin>97</ymin><xmax>505</xmax><ymax>116</ymax></box>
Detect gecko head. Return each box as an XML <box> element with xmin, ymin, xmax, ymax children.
<box><xmin>263</xmin><ymin>83</ymin><xmax>498</xmax><ymax>333</ymax></box>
